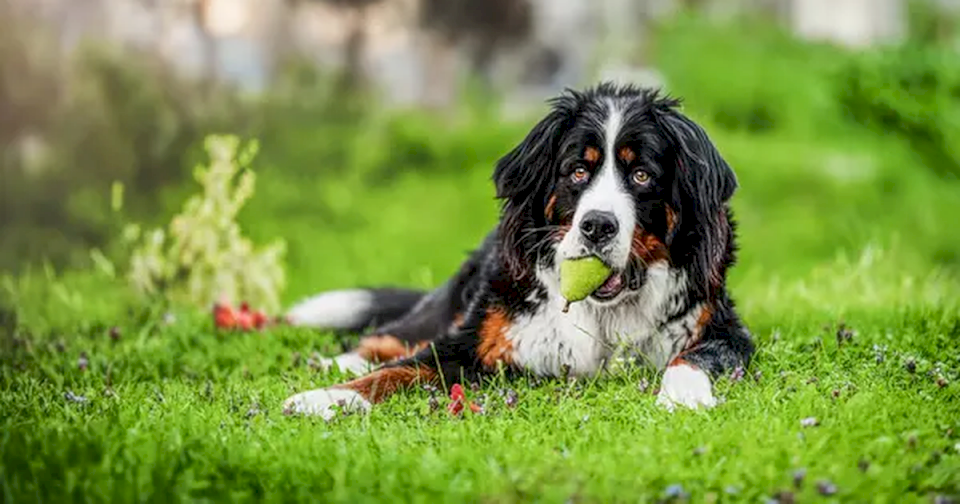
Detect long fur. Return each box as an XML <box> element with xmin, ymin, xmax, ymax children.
<box><xmin>282</xmin><ymin>82</ymin><xmax>755</xmax><ymax>419</ymax></box>
<box><xmin>656</xmin><ymin>108</ymin><xmax>739</xmax><ymax>301</ymax></box>
<box><xmin>494</xmin><ymin>97</ymin><xmax>578</xmax><ymax>281</ymax></box>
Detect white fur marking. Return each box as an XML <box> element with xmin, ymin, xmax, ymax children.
<box><xmin>282</xmin><ymin>388</ymin><xmax>371</xmax><ymax>421</ymax></box>
<box><xmin>286</xmin><ymin>289</ymin><xmax>374</xmax><ymax>329</ymax></box>
<box><xmin>557</xmin><ymin>100</ymin><xmax>636</xmax><ymax>269</ymax></box>
<box><xmin>318</xmin><ymin>352</ymin><xmax>373</xmax><ymax>376</ymax></box>
<box><xmin>603</xmin><ymin>98</ymin><xmax>624</xmax><ymax>161</ymax></box>
<box><xmin>656</xmin><ymin>364</ymin><xmax>717</xmax><ymax>411</ymax></box>
<box><xmin>517</xmin><ymin>261</ymin><xmax>690</xmax><ymax>377</ymax></box>
<box><xmin>505</xmin><ymin>298</ymin><xmax>607</xmax><ymax>377</ymax></box>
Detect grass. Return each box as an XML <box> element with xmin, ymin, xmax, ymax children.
<box><xmin>3</xmin><ymin>106</ymin><xmax>960</xmax><ymax>503</ymax></box>
<box><xmin>2</xmin><ymin>307</ymin><xmax>959</xmax><ymax>503</ymax></box>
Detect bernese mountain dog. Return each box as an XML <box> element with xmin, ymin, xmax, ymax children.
<box><xmin>282</xmin><ymin>82</ymin><xmax>754</xmax><ymax>419</ymax></box>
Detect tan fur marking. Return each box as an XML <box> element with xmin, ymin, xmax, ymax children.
<box><xmin>631</xmin><ymin>227</ymin><xmax>671</xmax><ymax>264</ymax></box>
<box><xmin>544</xmin><ymin>194</ymin><xmax>557</xmax><ymax>220</ymax></box>
<box><xmin>356</xmin><ymin>335</ymin><xmax>425</xmax><ymax>363</ymax></box>
<box><xmin>477</xmin><ymin>308</ymin><xmax>514</xmax><ymax>368</ymax></box>
<box><xmin>665</xmin><ymin>205</ymin><xmax>678</xmax><ymax>235</ymax></box>
<box><xmin>696</xmin><ymin>304</ymin><xmax>714</xmax><ymax>332</ymax></box>
<box><xmin>583</xmin><ymin>146</ymin><xmax>600</xmax><ymax>163</ymax></box>
<box><xmin>618</xmin><ymin>146</ymin><xmax>636</xmax><ymax>164</ymax></box>
<box><xmin>671</xmin><ymin>304</ymin><xmax>716</xmax><ymax>362</ymax></box>
<box><xmin>332</xmin><ymin>365</ymin><xmax>437</xmax><ymax>404</ymax></box>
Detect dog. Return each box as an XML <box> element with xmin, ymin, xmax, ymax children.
<box><xmin>281</xmin><ymin>82</ymin><xmax>754</xmax><ymax>419</ymax></box>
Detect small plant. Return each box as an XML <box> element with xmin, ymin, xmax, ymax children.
<box><xmin>123</xmin><ymin>134</ymin><xmax>287</xmax><ymax>313</ymax></box>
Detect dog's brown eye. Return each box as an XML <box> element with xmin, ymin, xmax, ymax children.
<box><xmin>571</xmin><ymin>166</ymin><xmax>590</xmax><ymax>184</ymax></box>
<box><xmin>632</xmin><ymin>170</ymin><xmax>651</xmax><ymax>185</ymax></box>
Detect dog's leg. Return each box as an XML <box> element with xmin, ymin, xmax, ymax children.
<box><xmin>305</xmin><ymin>280</ymin><xmax>472</xmax><ymax>376</ymax></box>
<box><xmin>304</xmin><ymin>231</ymin><xmax>494</xmax><ymax>375</ymax></box>
<box><xmin>656</xmin><ymin>309</ymin><xmax>754</xmax><ymax>411</ymax></box>
<box><xmin>304</xmin><ymin>296</ymin><xmax>461</xmax><ymax>377</ymax></box>
<box><xmin>283</xmin><ymin>309</ymin><xmax>495</xmax><ymax>420</ymax></box>
<box><xmin>313</xmin><ymin>333</ymin><xmax>438</xmax><ymax>376</ymax></box>
<box><xmin>282</xmin><ymin>359</ymin><xmax>439</xmax><ymax>420</ymax></box>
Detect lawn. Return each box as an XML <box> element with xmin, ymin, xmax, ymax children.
<box><xmin>2</xmin><ymin>106</ymin><xmax>960</xmax><ymax>503</ymax></box>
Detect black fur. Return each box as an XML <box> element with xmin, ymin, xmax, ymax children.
<box><xmin>364</xmin><ymin>231</ymin><xmax>494</xmax><ymax>346</ymax></box>
<box><xmin>493</xmin><ymin>100</ymin><xmax>576</xmax><ymax>282</ymax></box>
<box><xmin>655</xmin><ymin>108</ymin><xmax>739</xmax><ymax>301</ymax></box>
<box><xmin>297</xmin><ymin>82</ymin><xmax>754</xmax><ymax>404</ymax></box>
<box><xmin>340</xmin><ymin>288</ymin><xmax>427</xmax><ymax>334</ymax></box>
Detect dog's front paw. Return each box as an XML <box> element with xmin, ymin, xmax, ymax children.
<box><xmin>656</xmin><ymin>364</ymin><xmax>717</xmax><ymax>412</ymax></box>
<box><xmin>282</xmin><ymin>388</ymin><xmax>371</xmax><ymax>420</ymax></box>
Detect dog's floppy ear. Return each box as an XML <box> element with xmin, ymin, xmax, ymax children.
<box><xmin>657</xmin><ymin>107</ymin><xmax>738</xmax><ymax>300</ymax></box>
<box><xmin>493</xmin><ymin>100</ymin><xmax>575</xmax><ymax>280</ymax></box>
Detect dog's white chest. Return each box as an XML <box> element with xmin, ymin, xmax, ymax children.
<box><xmin>508</xmin><ymin>263</ymin><xmax>688</xmax><ymax>377</ymax></box>
<box><xmin>505</xmin><ymin>304</ymin><xmax>608</xmax><ymax>377</ymax></box>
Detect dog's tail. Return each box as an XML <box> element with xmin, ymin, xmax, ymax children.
<box><xmin>285</xmin><ymin>287</ymin><xmax>426</xmax><ymax>333</ymax></box>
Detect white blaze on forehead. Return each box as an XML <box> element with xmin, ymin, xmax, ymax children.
<box><xmin>604</xmin><ymin>99</ymin><xmax>623</xmax><ymax>162</ymax></box>
<box><xmin>564</xmin><ymin>99</ymin><xmax>636</xmax><ymax>268</ymax></box>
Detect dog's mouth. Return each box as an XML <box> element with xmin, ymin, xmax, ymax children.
<box><xmin>589</xmin><ymin>260</ymin><xmax>648</xmax><ymax>302</ymax></box>
<box><xmin>555</xmin><ymin>249</ymin><xmax>645</xmax><ymax>305</ymax></box>
<box><xmin>590</xmin><ymin>271</ymin><xmax>626</xmax><ymax>301</ymax></box>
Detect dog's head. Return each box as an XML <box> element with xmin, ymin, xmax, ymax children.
<box><xmin>493</xmin><ymin>82</ymin><xmax>738</xmax><ymax>305</ymax></box>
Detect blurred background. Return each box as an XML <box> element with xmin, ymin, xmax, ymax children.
<box><xmin>3</xmin><ymin>0</ymin><xmax>960</xmax><ymax>324</ymax></box>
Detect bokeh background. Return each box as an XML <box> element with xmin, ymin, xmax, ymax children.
<box><xmin>3</xmin><ymin>0</ymin><xmax>960</xmax><ymax>323</ymax></box>
<box><xmin>2</xmin><ymin>4</ymin><xmax>960</xmax><ymax>501</ymax></box>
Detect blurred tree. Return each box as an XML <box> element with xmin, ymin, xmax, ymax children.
<box><xmin>0</xmin><ymin>2</ymin><xmax>247</xmax><ymax>273</ymax></box>
<box><xmin>287</xmin><ymin>0</ymin><xmax>385</xmax><ymax>92</ymax></box>
<box><xmin>906</xmin><ymin>0</ymin><xmax>960</xmax><ymax>45</ymax></box>
<box><xmin>299</xmin><ymin>0</ymin><xmax>533</xmax><ymax>91</ymax></box>
<box><xmin>418</xmin><ymin>0</ymin><xmax>532</xmax><ymax>82</ymax></box>
<box><xmin>192</xmin><ymin>0</ymin><xmax>219</xmax><ymax>83</ymax></box>
<box><xmin>129</xmin><ymin>0</ymin><xmax>220</xmax><ymax>85</ymax></box>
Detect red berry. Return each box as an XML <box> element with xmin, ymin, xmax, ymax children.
<box><xmin>236</xmin><ymin>311</ymin><xmax>255</xmax><ymax>331</ymax></box>
<box><xmin>252</xmin><ymin>311</ymin><xmax>268</xmax><ymax>329</ymax></box>
<box><xmin>448</xmin><ymin>399</ymin><xmax>464</xmax><ymax>416</ymax></box>
<box><xmin>213</xmin><ymin>302</ymin><xmax>239</xmax><ymax>328</ymax></box>
<box><xmin>214</xmin><ymin>307</ymin><xmax>237</xmax><ymax>329</ymax></box>
<box><xmin>447</xmin><ymin>384</ymin><xmax>466</xmax><ymax>416</ymax></box>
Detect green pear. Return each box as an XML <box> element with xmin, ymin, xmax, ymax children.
<box><xmin>559</xmin><ymin>256</ymin><xmax>612</xmax><ymax>312</ymax></box>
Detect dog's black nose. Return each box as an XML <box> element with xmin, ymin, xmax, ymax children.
<box><xmin>579</xmin><ymin>210</ymin><xmax>619</xmax><ymax>246</ymax></box>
